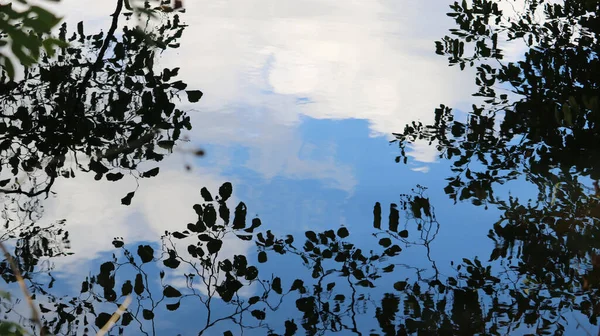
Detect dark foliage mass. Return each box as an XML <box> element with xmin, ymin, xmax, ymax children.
<box><xmin>0</xmin><ymin>0</ymin><xmax>199</xmax><ymax>200</ymax></box>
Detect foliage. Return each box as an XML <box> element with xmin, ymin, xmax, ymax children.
<box><xmin>0</xmin><ymin>0</ymin><xmax>187</xmax><ymax>79</ymax></box>
<box><xmin>394</xmin><ymin>0</ymin><xmax>600</xmax><ymax>205</ymax></box>
<box><xmin>0</xmin><ymin>1</ymin><xmax>200</xmax><ymax>202</ymax></box>
<box><xmin>0</xmin><ymin>0</ymin><xmax>67</xmax><ymax>79</ymax></box>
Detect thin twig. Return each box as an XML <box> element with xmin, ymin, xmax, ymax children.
<box><xmin>0</xmin><ymin>241</ymin><xmax>45</xmax><ymax>335</ymax></box>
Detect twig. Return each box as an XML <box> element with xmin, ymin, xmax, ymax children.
<box><xmin>0</xmin><ymin>241</ymin><xmax>45</xmax><ymax>335</ymax></box>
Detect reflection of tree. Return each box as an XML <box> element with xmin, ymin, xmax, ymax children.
<box><xmin>0</xmin><ymin>2</ymin><xmax>201</xmax><ymax>333</ymax></box>
<box><xmin>0</xmin><ymin>183</ymin><xmax>452</xmax><ymax>335</ymax></box>
<box><xmin>0</xmin><ymin>0</ymin><xmax>201</xmax><ymax>201</ymax></box>
<box><xmin>388</xmin><ymin>0</ymin><xmax>600</xmax><ymax>332</ymax></box>
<box><xmin>5</xmin><ymin>181</ymin><xmax>600</xmax><ymax>335</ymax></box>
<box><xmin>393</xmin><ymin>0</ymin><xmax>600</xmax><ymax>206</ymax></box>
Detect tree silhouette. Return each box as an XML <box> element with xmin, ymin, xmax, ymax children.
<box><xmin>393</xmin><ymin>0</ymin><xmax>600</xmax><ymax>206</ymax></box>
<box><xmin>0</xmin><ymin>0</ymin><xmax>201</xmax><ymax>202</ymax></box>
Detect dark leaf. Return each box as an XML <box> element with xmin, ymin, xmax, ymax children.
<box><xmin>163</xmin><ymin>285</ymin><xmax>182</xmax><ymax>298</ymax></box>
<box><xmin>121</xmin><ymin>191</ymin><xmax>135</xmax><ymax>205</ymax></box>
<box><xmin>379</xmin><ymin>237</ymin><xmax>392</xmax><ymax>247</ymax></box>
<box><xmin>219</xmin><ymin>182</ymin><xmax>233</xmax><ymax>201</ymax></box>
<box><xmin>163</xmin><ymin>249</ymin><xmax>181</xmax><ymax>268</ymax></box>
<box><xmin>186</xmin><ymin>90</ymin><xmax>203</xmax><ymax>102</ymax></box>
<box><xmin>272</xmin><ymin>277</ymin><xmax>282</xmax><ymax>294</ymax></box>
<box><xmin>95</xmin><ymin>312</ymin><xmax>111</xmax><ymax>328</ymax></box>
<box><xmin>137</xmin><ymin>245</ymin><xmax>154</xmax><ymax>263</ymax></box>
<box><xmin>172</xmin><ymin>231</ymin><xmax>188</xmax><ymax>239</ymax></box>
<box><xmin>251</xmin><ymin>310</ymin><xmax>266</xmax><ymax>320</ymax></box>
<box><xmin>142</xmin><ymin>309</ymin><xmax>154</xmax><ymax>320</ymax></box>
<box><xmin>200</xmin><ymin>187</ymin><xmax>213</xmax><ymax>201</ymax></box>
<box><xmin>134</xmin><ymin>274</ymin><xmax>144</xmax><ymax>295</ymax></box>
<box><xmin>207</xmin><ymin>239</ymin><xmax>223</xmax><ymax>254</ymax></box>
<box><xmin>245</xmin><ymin>266</ymin><xmax>258</xmax><ymax>280</ymax></box>
<box><xmin>121</xmin><ymin>312</ymin><xmax>133</xmax><ymax>326</ymax></box>
<box><xmin>106</xmin><ymin>172</ymin><xmax>124</xmax><ymax>181</ymax></box>
<box><xmin>284</xmin><ymin>320</ymin><xmax>298</xmax><ymax>336</ymax></box>
<box><xmin>258</xmin><ymin>251</ymin><xmax>267</xmax><ymax>263</ymax></box>
<box><xmin>121</xmin><ymin>281</ymin><xmax>133</xmax><ymax>296</ymax></box>
<box><xmin>141</xmin><ymin>167</ymin><xmax>159</xmax><ymax>178</ymax></box>
<box><xmin>305</xmin><ymin>231</ymin><xmax>318</xmax><ymax>242</ymax></box>
<box><xmin>337</xmin><ymin>227</ymin><xmax>349</xmax><ymax>238</ymax></box>
<box><xmin>393</xmin><ymin>281</ymin><xmax>407</xmax><ymax>291</ymax></box>
<box><xmin>232</xmin><ymin>202</ymin><xmax>247</xmax><ymax>229</ymax></box>
<box><xmin>166</xmin><ymin>301</ymin><xmax>180</xmax><ymax>311</ymax></box>
<box><xmin>373</xmin><ymin>202</ymin><xmax>382</xmax><ymax>229</ymax></box>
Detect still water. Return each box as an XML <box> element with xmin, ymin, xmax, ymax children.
<box><xmin>1</xmin><ymin>0</ymin><xmax>598</xmax><ymax>335</ymax></box>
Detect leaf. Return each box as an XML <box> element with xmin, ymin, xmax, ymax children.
<box><xmin>373</xmin><ymin>202</ymin><xmax>382</xmax><ymax>229</ymax></box>
<box><xmin>305</xmin><ymin>231</ymin><xmax>318</xmax><ymax>242</ymax></box>
<box><xmin>399</xmin><ymin>230</ymin><xmax>409</xmax><ymax>238</ymax></box>
<box><xmin>171</xmin><ymin>80</ymin><xmax>188</xmax><ymax>90</ymax></box>
<box><xmin>186</xmin><ymin>90</ymin><xmax>203</xmax><ymax>102</ymax></box>
<box><xmin>290</xmin><ymin>279</ymin><xmax>305</xmax><ymax>292</ymax></box>
<box><xmin>121</xmin><ymin>191</ymin><xmax>135</xmax><ymax>205</ymax></box>
<box><xmin>379</xmin><ymin>237</ymin><xmax>392</xmax><ymax>247</ymax></box>
<box><xmin>141</xmin><ymin>167</ymin><xmax>159</xmax><ymax>178</ymax></box>
<box><xmin>172</xmin><ymin>231</ymin><xmax>188</xmax><ymax>239</ymax></box>
<box><xmin>200</xmin><ymin>187</ymin><xmax>213</xmax><ymax>201</ymax></box>
<box><xmin>248</xmin><ymin>296</ymin><xmax>260</xmax><ymax>305</ymax></box>
<box><xmin>106</xmin><ymin>172</ymin><xmax>124</xmax><ymax>181</ymax></box>
<box><xmin>121</xmin><ymin>280</ymin><xmax>133</xmax><ymax>296</ymax></box>
<box><xmin>157</xmin><ymin>140</ymin><xmax>175</xmax><ymax>150</ymax></box>
<box><xmin>223</xmin><ymin>332</ymin><xmax>234</xmax><ymax>336</ymax></box>
<box><xmin>272</xmin><ymin>277</ymin><xmax>282</xmax><ymax>294</ymax></box>
<box><xmin>284</xmin><ymin>320</ymin><xmax>298</xmax><ymax>336</ymax></box>
<box><xmin>393</xmin><ymin>281</ymin><xmax>407</xmax><ymax>291</ymax></box>
<box><xmin>0</xmin><ymin>179</ymin><xmax>10</xmax><ymax>187</ymax></box>
<box><xmin>163</xmin><ymin>249</ymin><xmax>181</xmax><ymax>269</ymax></box>
<box><xmin>142</xmin><ymin>309</ymin><xmax>154</xmax><ymax>320</ymax></box>
<box><xmin>121</xmin><ymin>312</ymin><xmax>133</xmax><ymax>326</ymax></box>
<box><xmin>251</xmin><ymin>310</ymin><xmax>266</xmax><ymax>320</ymax></box>
<box><xmin>137</xmin><ymin>245</ymin><xmax>154</xmax><ymax>263</ymax></box>
<box><xmin>198</xmin><ymin>234</ymin><xmax>211</xmax><ymax>241</ymax></box>
<box><xmin>337</xmin><ymin>227</ymin><xmax>349</xmax><ymax>238</ymax></box>
<box><xmin>95</xmin><ymin>312</ymin><xmax>112</xmax><ymax>328</ymax></box>
<box><xmin>219</xmin><ymin>182</ymin><xmax>233</xmax><ymax>201</ymax></box>
<box><xmin>258</xmin><ymin>251</ymin><xmax>267</xmax><ymax>263</ymax></box>
<box><xmin>384</xmin><ymin>244</ymin><xmax>402</xmax><ymax>256</ymax></box>
<box><xmin>112</xmin><ymin>239</ymin><xmax>124</xmax><ymax>248</ymax></box>
<box><xmin>163</xmin><ymin>285</ymin><xmax>182</xmax><ymax>298</ymax></box>
<box><xmin>207</xmin><ymin>239</ymin><xmax>223</xmax><ymax>254</ymax></box>
<box><xmin>245</xmin><ymin>266</ymin><xmax>258</xmax><ymax>280</ymax></box>
<box><xmin>232</xmin><ymin>202</ymin><xmax>247</xmax><ymax>229</ymax></box>
<box><xmin>204</xmin><ymin>205</ymin><xmax>217</xmax><ymax>227</ymax></box>
<box><xmin>134</xmin><ymin>274</ymin><xmax>144</xmax><ymax>295</ymax></box>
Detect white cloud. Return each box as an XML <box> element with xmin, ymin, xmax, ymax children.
<box><xmin>45</xmin><ymin>0</ymin><xmax>480</xmax><ymax>182</ymax></box>
<box><xmin>39</xmin><ymin>158</ymin><xmax>250</xmax><ymax>282</ymax></box>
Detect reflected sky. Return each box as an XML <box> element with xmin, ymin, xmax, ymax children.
<box><xmin>36</xmin><ymin>0</ymin><xmax>510</xmax><ymax>287</ymax></box>
<box><xmin>2</xmin><ymin>0</ymin><xmax>566</xmax><ymax>334</ymax></box>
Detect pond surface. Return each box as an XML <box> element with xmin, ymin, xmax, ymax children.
<box><xmin>0</xmin><ymin>0</ymin><xmax>599</xmax><ymax>335</ymax></box>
